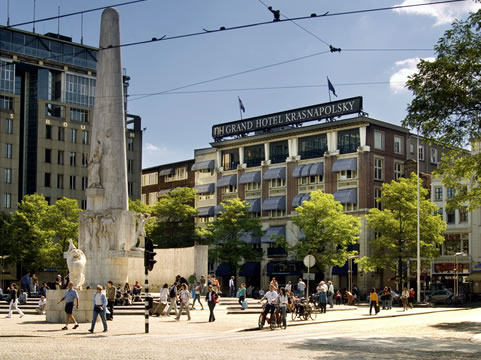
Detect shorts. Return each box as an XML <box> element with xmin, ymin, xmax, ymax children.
<box><xmin>65</xmin><ymin>302</ymin><xmax>74</xmax><ymax>314</ymax></box>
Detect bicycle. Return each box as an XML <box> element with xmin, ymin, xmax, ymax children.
<box><xmin>291</xmin><ymin>298</ymin><xmax>317</xmax><ymax>321</ymax></box>
<box><xmin>258</xmin><ymin>303</ymin><xmax>283</xmax><ymax>330</ymax></box>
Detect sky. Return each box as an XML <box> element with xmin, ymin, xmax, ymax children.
<box><xmin>1</xmin><ymin>0</ymin><xmax>480</xmax><ymax>168</ymax></box>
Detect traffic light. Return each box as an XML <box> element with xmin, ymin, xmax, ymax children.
<box><xmin>144</xmin><ymin>237</ymin><xmax>157</xmax><ymax>271</ymax></box>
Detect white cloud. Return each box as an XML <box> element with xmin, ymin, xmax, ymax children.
<box><xmin>142</xmin><ymin>143</ymin><xmax>193</xmax><ymax>169</ymax></box>
<box><xmin>389</xmin><ymin>57</ymin><xmax>435</xmax><ymax>93</ymax></box>
<box><xmin>143</xmin><ymin>143</ymin><xmax>160</xmax><ymax>153</ymax></box>
<box><xmin>394</xmin><ymin>0</ymin><xmax>480</xmax><ymax>25</ymax></box>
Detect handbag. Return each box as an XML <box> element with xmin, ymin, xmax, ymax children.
<box><xmin>242</xmin><ymin>299</ymin><xmax>248</xmax><ymax>309</ymax></box>
<box><xmin>375</xmin><ymin>303</ymin><xmax>380</xmax><ymax>314</ymax></box>
<box><xmin>94</xmin><ymin>305</ymin><xmax>103</xmax><ymax>313</ymax></box>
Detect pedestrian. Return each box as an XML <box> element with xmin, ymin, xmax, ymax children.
<box><xmin>278</xmin><ymin>287</ymin><xmax>288</xmax><ymax>329</ymax></box>
<box><xmin>166</xmin><ymin>282</ymin><xmax>178</xmax><ymax>317</ymax></box>
<box><xmin>200</xmin><ymin>275</ymin><xmax>206</xmax><ymax>295</ymax></box>
<box><xmin>408</xmin><ymin>288</ymin><xmax>415</xmax><ymax>309</ymax></box>
<box><xmin>152</xmin><ymin>283</ymin><xmax>169</xmax><ymax>316</ymax></box>
<box><xmin>57</xmin><ymin>282</ymin><xmax>79</xmax><ymax>330</ymax></box>
<box><xmin>6</xmin><ymin>283</ymin><xmax>24</xmax><ymax>318</ymax></box>
<box><xmin>386</xmin><ymin>287</ymin><xmax>393</xmax><ymax>310</ymax></box>
<box><xmin>192</xmin><ymin>281</ymin><xmax>204</xmax><ymax>310</ymax></box>
<box><xmin>39</xmin><ymin>282</ymin><xmax>49</xmax><ymax>298</ymax></box>
<box><xmin>327</xmin><ymin>280</ymin><xmax>334</xmax><ymax>308</ymax></box>
<box><xmin>175</xmin><ymin>283</ymin><xmax>191</xmax><ymax>321</ymax></box>
<box><xmin>401</xmin><ymin>287</ymin><xmax>409</xmax><ymax>311</ymax></box>
<box><xmin>352</xmin><ymin>285</ymin><xmax>359</xmax><ymax>303</ymax></box>
<box><xmin>285</xmin><ymin>281</ymin><xmax>292</xmax><ymax>293</ymax></box>
<box><xmin>238</xmin><ymin>283</ymin><xmax>246</xmax><ymax>310</ymax></box>
<box><xmin>106</xmin><ymin>280</ymin><xmax>115</xmax><ymax>320</ymax></box>
<box><xmin>229</xmin><ymin>276</ymin><xmax>235</xmax><ymax>297</ymax></box>
<box><xmin>297</xmin><ymin>278</ymin><xmax>306</xmax><ymax>298</ymax></box>
<box><xmin>18</xmin><ymin>289</ymin><xmax>28</xmax><ymax>305</ymax></box>
<box><xmin>212</xmin><ymin>275</ymin><xmax>220</xmax><ymax>294</ymax></box>
<box><xmin>369</xmin><ymin>288</ymin><xmax>379</xmax><ymax>315</ymax></box>
<box><xmin>31</xmin><ymin>273</ymin><xmax>38</xmax><ymax>295</ymax></box>
<box><xmin>382</xmin><ymin>286</ymin><xmax>389</xmax><ymax>310</ymax></box>
<box><xmin>206</xmin><ymin>284</ymin><xmax>218</xmax><ymax>322</ymax></box>
<box><xmin>36</xmin><ymin>296</ymin><xmax>47</xmax><ymax>314</ymax></box>
<box><xmin>270</xmin><ymin>277</ymin><xmax>278</xmax><ymax>291</ymax></box>
<box><xmin>318</xmin><ymin>284</ymin><xmax>327</xmax><ymax>313</ymax></box>
<box><xmin>22</xmin><ymin>272</ymin><xmax>31</xmax><ymax>296</ymax></box>
<box><xmin>88</xmin><ymin>285</ymin><xmax>108</xmax><ymax>333</ymax></box>
<box><xmin>336</xmin><ymin>290</ymin><xmax>343</xmax><ymax>305</ymax></box>
<box><xmin>55</xmin><ymin>275</ymin><xmax>62</xmax><ymax>290</ymax></box>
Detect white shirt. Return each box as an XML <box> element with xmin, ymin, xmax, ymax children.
<box><xmin>285</xmin><ymin>284</ymin><xmax>292</xmax><ymax>291</ymax></box>
<box><xmin>229</xmin><ymin>279</ymin><xmax>234</xmax><ymax>288</ymax></box>
<box><xmin>321</xmin><ymin>284</ymin><xmax>328</xmax><ymax>292</ymax></box>
<box><xmin>278</xmin><ymin>294</ymin><xmax>288</xmax><ymax>307</ymax></box>
<box><xmin>38</xmin><ymin>299</ymin><xmax>47</xmax><ymax>306</ymax></box>
<box><xmin>264</xmin><ymin>291</ymin><xmax>278</xmax><ymax>304</ymax></box>
<box><xmin>298</xmin><ymin>281</ymin><xmax>306</xmax><ymax>291</ymax></box>
<box><xmin>159</xmin><ymin>288</ymin><xmax>168</xmax><ymax>303</ymax></box>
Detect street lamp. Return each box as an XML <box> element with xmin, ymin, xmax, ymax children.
<box><xmin>454</xmin><ymin>252</ymin><xmax>465</xmax><ymax>298</ymax></box>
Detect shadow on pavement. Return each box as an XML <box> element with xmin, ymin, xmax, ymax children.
<box><xmin>430</xmin><ymin>321</ymin><xmax>481</xmax><ymax>334</ymax></box>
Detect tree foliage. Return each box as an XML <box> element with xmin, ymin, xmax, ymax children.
<box><xmin>403</xmin><ymin>9</ymin><xmax>481</xmax><ymax>208</ymax></box>
<box><xmin>202</xmin><ymin>198</ymin><xmax>264</xmax><ymax>273</ymax></box>
<box><xmin>148</xmin><ymin>187</ymin><xmax>198</xmax><ymax>248</ymax></box>
<box><xmin>358</xmin><ymin>174</ymin><xmax>447</xmax><ymax>285</ymax></box>
<box><xmin>292</xmin><ymin>190</ymin><xmax>361</xmax><ymax>268</ymax></box>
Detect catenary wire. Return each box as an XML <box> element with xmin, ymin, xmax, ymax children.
<box><xmin>101</xmin><ymin>0</ymin><xmax>467</xmax><ymax>50</ymax></box>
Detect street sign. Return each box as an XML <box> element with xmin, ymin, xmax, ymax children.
<box><xmin>303</xmin><ymin>273</ymin><xmax>315</xmax><ymax>280</ymax></box>
<box><xmin>303</xmin><ymin>254</ymin><xmax>316</xmax><ymax>268</ymax></box>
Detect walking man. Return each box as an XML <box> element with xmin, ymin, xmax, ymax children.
<box><xmin>106</xmin><ymin>280</ymin><xmax>115</xmax><ymax>320</ymax></box>
<box><xmin>297</xmin><ymin>278</ymin><xmax>306</xmax><ymax>298</ymax></box>
<box><xmin>57</xmin><ymin>282</ymin><xmax>79</xmax><ymax>330</ymax></box>
<box><xmin>6</xmin><ymin>283</ymin><xmax>24</xmax><ymax>318</ymax></box>
<box><xmin>229</xmin><ymin>276</ymin><xmax>235</xmax><ymax>297</ymax></box>
<box><xmin>166</xmin><ymin>282</ymin><xmax>178</xmax><ymax>317</ymax></box>
<box><xmin>175</xmin><ymin>283</ymin><xmax>191</xmax><ymax>321</ymax></box>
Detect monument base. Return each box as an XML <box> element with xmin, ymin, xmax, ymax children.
<box><xmin>46</xmin><ymin>289</ymin><xmax>97</xmax><ymax>324</ymax></box>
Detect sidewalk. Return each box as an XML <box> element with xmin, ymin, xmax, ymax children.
<box><xmin>0</xmin><ymin>301</ymin><xmax>469</xmax><ymax>338</ymax></box>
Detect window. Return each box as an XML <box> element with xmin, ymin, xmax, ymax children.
<box><xmin>374</xmin><ymin>187</ymin><xmax>382</xmax><ymax>210</ymax></box>
<box><xmin>409</xmin><ymin>143</ymin><xmax>414</xmax><ymax>154</ymax></box>
<box><xmin>142</xmin><ymin>173</ymin><xmax>159</xmax><ymax>186</ymax></box>
<box><xmin>45</xmin><ymin>124</ymin><xmax>52</xmax><ymax>139</ymax></box>
<box><xmin>81</xmin><ymin>153</ymin><xmax>88</xmax><ymax>168</ymax></box>
<box><xmin>270</xmin><ymin>141</ymin><xmax>289</xmax><ymax>164</ymax></box>
<box><xmin>298</xmin><ymin>175</ymin><xmax>323</xmax><ymax>185</ymax></box>
<box><xmin>70</xmin><ymin>152</ymin><xmax>76</xmax><ymax>166</ymax></box>
<box><xmin>65</xmin><ymin>73</ymin><xmax>96</xmax><ymax>107</ymax></box>
<box><xmin>148</xmin><ymin>192</ymin><xmax>157</xmax><ymax>205</ymax></box>
<box><xmin>3</xmin><ymin>193</ymin><xmax>11</xmax><ymax>209</ymax></box>
<box><xmin>5</xmin><ymin>143</ymin><xmax>12</xmax><ymax>158</ymax></box>
<box><xmin>338</xmin><ymin>129</ymin><xmax>360</xmax><ymax>154</ymax></box>
<box><xmin>45</xmin><ymin>149</ymin><xmax>51</xmax><ymax>163</ymax></box>
<box><xmin>45</xmin><ymin>103</ymin><xmax>65</xmax><ymax>118</ymax></box>
<box><xmin>57</xmin><ymin>174</ymin><xmax>64</xmax><ymax>188</ymax></box>
<box><xmin>221</xmin><ymin>149</ymin><xmax>239</xmax><ymax>170</ymax></box>
<box><xmin>221</xmin><ymin>185</ymin><xmax>238</xmax><ymax>194</ymax></box>
<box><xmin>0</xmin><ymin>60</ymin><xmax>15</xmax><ymax>93</ymax></box>
<box><xmin>269</xmin><ymin>210</ymin><xmax>286</xmax><ymax>217</ymax></box>
<box><xmin>434</xmin><ymin>187</ymin><xmax>443</xmax><ymax>201</ymax></box>
<box><xmin>127</xmin><ymin>159</ymin><xmax>134</xmax><ymax>173</ymax></box>
<box><xmin>447</xmin><ymin>209</ymin><xmax>455</xmax><ymax>224</ymax></box>
<box><xmin>298</xmin><ymin>134</ymin><xmax>327</xmax><ymax>159</ymax></box>
<box><xmin>442</xmin><ymin>233</ymin><xmax>469</xmax><ymax>256</ymax></box>
<box><xmin>342</xmin><ymin>203</ymin><xmax>357</xmax><ymax>212</ymax></box>
<box><xmin>394</xmin><ymin>162</ymin><xmax>403</xmax><ymax>180</ymax></box>
<box><xmin>198</xmin><ymin>194</ymin><xmax>214</xmax><ymax>201</ymax></box>
<box><xmin>374</xmin><ymin>158</ymin><xmax>384</xmax><ymax>180</ymax></box>
<box><xmin>81</xmin><ymin>200</ymin><xmax>87</xmax><ymax>210</ymax></box>
<box><xmin>70</xmin><ymin>128</ymin><xmax>77</xmax><ymax>143</ymax></box>
<box><xmin>198</xmin><ymin>168</ymin><xmax>214</xmax><ymax>178</ymax></box>
<box><xmin>244</xmin><ymin>144</ymin><xmax>264</xmax><ymax>167</ymax></box>
<box><xmin>128</xmin><ymin>181</ymin><xmax>133</xmax><ymax>196</ymax></box>
<box><xmin>4</xmin><ymin>168</ymin><xmax>12</xmax><ymax>184</ymax></box>
<box><xmin>81</xmin><ymin>177</ymin><xmax>88</xmax><ymax>191</ymax></box>
<box><xmin>69</xmin><ymin>176</ymin><xmax>76</xmax><ymax>190</ymax></box>
<box><xmin>447</xmin><ymin>187</ymin><xmax>455</xmax><ymax>199</ymax></box>
<box><xmin>339</xmin><ymin>170</ymin><xmax>356</xmax><ymax>180</ymax></box>
<box><xmin>141</xmin><ymin>193</ymin><xmax>147</xmax><ymax>204</ymax></box>
<box><xmin>374</xmin><ymin>131</ymin><xmax>384</xmax><ymax>150</ymax></box>
<box><xmin>82</xmin><ymin>130</ymin><xmax>88</xmax><ymax>145</ymax></box>
<box><xmin>58</xmin><ymin>127</ymin><xmax>65</xmax><ymax>141</ymax></box>
<box><xmin>394</xmin><ymin>136</ymin><xmax>403</xmax><ymax>154</ymax></box>
<box><xmin>418</xmin><ymin>145</ymin><xmax>424</xmax><ymax>161</ymax></box>
<box><xmin>45</xmin><ymin>173</ymin><xmax>51</xmax><ymax>187</ymax></box>
<box><xmin>127</xmin><ymin>137</ymin><xmax>134</xmax><ymax>151</ymax></box>
<box><xmin>245</xmin><ymin>182</ymin><xmax>261</xmax><ymax>191</ymax></box>
<box><xmin>6</xmin><ymin>118</ymin><xmax>13</xmax><ymax>134</ymax></box>
<box><xmin>70</xmin><ymin>107</ymin><xmax>89</xmax><ymax>122</ymax></box>
<box><xmin>0</xmin><ymin>95</ymin><xmax>13</xmax><ymax>110</ymax></box>
<box><xmin>165</xmin><ymin>168</ymin><xmax>188</xmax><ymax>182</ymax></box>
<box><xmin>269</xmin><ymin>178</ymin><xmax>286</xmax><ymax>188</ymax></box>
<box><xmin>431</xmin><ymin>148</ymin><xmax>438</xmax><ymax>164</ymax></box>
<box><xmin>58</xmin><ymin>150</ymin><xmax>64</xmax><ymax>165</ymax></box>
<box><xmin>459</xmin><ymin>207</ymin><xmax>468</xmax><ymax>224</ymax></box>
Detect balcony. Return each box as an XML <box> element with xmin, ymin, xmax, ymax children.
<box><xmin>299</xmin><ymin>149</ymin><xmax>326</xmax><ymax>160</ymax></box>
<box><xmin>267</xmin><ymin>247</ymin><xmax>287</xmax><ymax>257</ymax></box>
<box><xmin>338</xmin><ymin>144</ymin><xmax>358</xmax><ymax>154</ymax></box>
<box><xmin>299</xmin><ymin>184</ymin><xmax>324</xmax><ymax>192</ymax></box>
<box><xmin>269</xmin><ymin>188</ymin><xmax>286</xmax><ymax>197</ymax></box>
<box><xmin>270</xmin><ymin>154</ymin><xmax>288</xmax><ymax>164</ymax></box>
<box><xmin>222</xmin><ymin>192</ymin><xmax>238</xmax><ymax>201</ymax></box>
<box><xmin>245</xmin><ymin>158</ymin><xmax>263</xmax><ymax>168</ymax></box>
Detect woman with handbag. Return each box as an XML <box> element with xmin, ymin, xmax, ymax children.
<box><xmin>369</xmin><ymin>288</ymin><xmax>379</xmax><ymax>316</ymax></box>
<box><xmin>88</xmin><ymin>285</ymin><xmax>108</xmax><ymax>333</ymax></box>
<box><xmin>206</xmin><ymin>284</ymin><xmax>218</xmax><ymax>322</ymax></box>
<box><xmin>238</xmin><ymin>283</ymin><xmax>247</xmax><ymax>310</ymax></box>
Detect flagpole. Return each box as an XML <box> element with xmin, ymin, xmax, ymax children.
<box><xmin>238</xmin><ymin>96</ymin><xmax>243</xmax><ymax>120</ymax></box>
<box><xmin>327</xmin><ymin>76</ymin><xmax>331</xmax><ymax>102</ymax></box>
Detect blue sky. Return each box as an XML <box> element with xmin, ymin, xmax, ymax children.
<box><xmin>2</xmin><ymin>0</ymin><xmax>479</xmax><ymax>168</ymax></box>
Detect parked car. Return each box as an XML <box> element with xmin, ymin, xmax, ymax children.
<box><xmin>429</xmin><ymin>289</ymin><xmax>454</xmax><ymax>304</ymax></box>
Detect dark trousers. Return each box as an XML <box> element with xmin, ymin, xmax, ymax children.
<box><xmin>107</xmin><ymin>301</ymin><xmax>114</xmax><ymax>319</ymax></box>
<box><xmin>238</xmin><ymin>295</ymin><xmax>245</xmax><ymax>307</ymax></box>
<box><xmin>369</xmin><ymin>301</ymin><xmax>377</xmax><ymax>315</ymax></box>
<box><xmin>208</xmin><ymin>302</ymin><xmax>216</xmax><ymax>322</ymax></box>
<box><xmin>320</xmin><ymin>302</ymin><xmax>327</xmax><ymax>313</ymax></box>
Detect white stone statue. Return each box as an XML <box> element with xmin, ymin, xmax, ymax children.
<box><xmin>88</xmin><ymin>141</ymin><xmax>103</xmax><ymax>188</ymax></box>
<box><xmin>66</xmin><ymin>240</ymin><xmax>86</xmax><ymax>289</ymax></box>
<box><xmin>131</xmin><ymin>213</ymin><xmax>150</xmax><ymax>250</ymax></box>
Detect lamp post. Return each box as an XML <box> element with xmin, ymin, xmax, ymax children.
<box><xmin>416</xmin><ymin>132</ymin><xmax>421</xmax><ymax>303</ymax></box>
<box><xmin>348</xmin><ymin>255</ymin><xmax>358</xmax><ymax>294</ymax></box>
<box><xmin>454</xmin><ymin>252</ymin><xmax>465</xmax><ymax>298</ymax></box>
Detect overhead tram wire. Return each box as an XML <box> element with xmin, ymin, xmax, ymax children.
<box><xmin>100</xmin><ymin>0</ymin><xmax>467</xmax><ymax>50</ymax></box>
<box><xmin>8</xmin><ymin>0</ymin><xmax>148</xmax><ymax>28</ymax></box>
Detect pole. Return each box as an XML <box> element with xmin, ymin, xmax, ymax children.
<box><xmin>416</xmin><ymin>131</ymin><xmax>421</xmax><ymax>303</ymax></box>
<box><xmin>306</xmin><ymin>266</ymin><xmax>310</xmax><ymax>299</ymax></box>
<box><xmin>33</xmin><ymin>0</ymin><xmax>36</xmax><ymax>33</ymax></box>
<box><xmin>327</xmin><ymin>76</ymin><xmax>331</xmax><ymax>102</ymax></box>
<box><xmin>455</xmin><ymin>255</ymin><xmax>458</xmax><ymax>298</ymax></box>
<box><xmin>144</xmin><ymin>267</ymin><xmax>149</xmax><ymax>333</ymax></box>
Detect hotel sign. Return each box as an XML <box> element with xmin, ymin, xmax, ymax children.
<box><xmin>212</xmin><ymin>96</ymin><xmax>363</xmax><ymax>140</ymax></box>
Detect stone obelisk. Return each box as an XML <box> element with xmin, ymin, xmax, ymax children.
<box><xmin>78</xmin><ymin>8</ymin><xmax>138</xmax><ymax>287</ymax></box>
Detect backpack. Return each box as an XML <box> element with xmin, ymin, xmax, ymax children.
<box><xmin>169</xmin><ymin>285</ymin><xmax>176</xmax><ymax>298</ymax></box>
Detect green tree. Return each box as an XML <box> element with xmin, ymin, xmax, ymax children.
<box><xmin>403</xmin><ymin>9</ymin><xmax>481</xmax><ymax>209</ymax></box>
<box><xmin>45</xmin><ymin>197</ymin><xmax>82</xmax><ymax>267</ymax></box>
<box><xmin>150</xmin><ymin>187</ymin><xmax>198</xmax><ymax>248</ymax></box>
<box><xmin>358</xmin><ymin>174</ymin><xmax>447</xmax><ymax>285</ymax></box>
<box><xmin>203</xmin><ymin>198</ymin><xmax>264</xmax><ymax>275</ymax></box>
<box><xmin>292</xmin><ymin>190</ymin><xmax>361</xmax><ymax>267</ymax></box>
